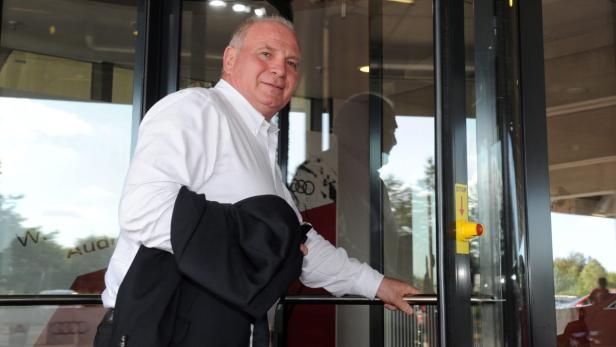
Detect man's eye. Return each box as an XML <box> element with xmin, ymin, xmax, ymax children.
<box><xmin>260</xmin><ymin>52</ymin><xmax>271</xmax><ymax>58</ymax></box>
<box><xmin>287</xmin><ymin>61</ymin><xmax>298</xmax><ymax>69</ymax></box>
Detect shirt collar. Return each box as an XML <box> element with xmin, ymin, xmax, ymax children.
<box><xmin>215</xmin><ymin>79</ymin><xmax>279</xmax><ymax>136</ymax></box>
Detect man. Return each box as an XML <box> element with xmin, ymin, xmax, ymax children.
<box><xmin>96</xmin><ymin>16</ymin><xmax>417</xmax><ymax>345</ymax></box>
<box><xmin>589</xmin><ymin>277</ymin><xmax>610</xmax><ymax>305</ymax></box>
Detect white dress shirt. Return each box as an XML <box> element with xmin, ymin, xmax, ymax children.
<box><xmin>102</xmin><ymin>79</ymin><xmax>384</xmax><ymax>308</ymax></box>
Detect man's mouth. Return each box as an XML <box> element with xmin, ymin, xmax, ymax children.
<box><xmin>262</xmin><ymin>82</ymin><xmax>284</xmax><ymax>90</ymax></box>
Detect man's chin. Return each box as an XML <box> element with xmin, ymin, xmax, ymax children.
<box><xmin>258</xmin><ymin>98</ymin><xmax>285</xmax><ymax>110</ymax></box>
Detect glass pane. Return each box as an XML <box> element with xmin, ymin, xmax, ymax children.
<box><xmin>466</xmin><ymin>0</ymin><xmax>527</xmax><ymax>345</ymax></box>
<box><xmin>380</xmin><ymin>2</ymin><xmax>436</xmax><ymax>294</ymax></box>
<box><xmin>0</xmin><ymin>305</ymin><xmax>105</xmax><ymax>346</ymax></box>
<box><xmin>543</xmin><ymin>1</ymin><xmax>616</xmax><ymax>345</ymax></box>
<box><xmin>286</xmin><ymin>0</ymin><xmax>436</xmax><ymax>346</ymax></box>
<box><xmin>0</xmin><ymin>0</ymin><xmax>137</xmax><ymax>294</ymax></box>
<box><xmin>384</xmin><ymin>306</ymin><xmax>438</xmax><ymax>346</ymax></box>
<box><xmin>381</xmin><ymin>116</ymin><xmax>436</xmax><ymax>291</ymax></box>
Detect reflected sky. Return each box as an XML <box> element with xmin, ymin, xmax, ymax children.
<box><xmin>0</xmin><ymin>97</ymin><xmax>132</xmax><ymax>247</ymax></box>
<box><xmin>380</xmin><ymin>116</ymin><xmax>435</xmax><ymax>187</ymax></box>
<box><xmin>551</xmin><ymin>212</ymin><xmax>616</xmax><ymax>271</ymax></box>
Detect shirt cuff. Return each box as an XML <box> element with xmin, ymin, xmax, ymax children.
<box><xmin>353</xmin><ymin>264</ymin><xmax>385</xmax><ymax>299</ymax></box>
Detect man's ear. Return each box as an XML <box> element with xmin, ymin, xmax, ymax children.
<box><xmin>222</xmin><ymin>46</ymin><xmax>236</xmax><ymax>76</ymax></box>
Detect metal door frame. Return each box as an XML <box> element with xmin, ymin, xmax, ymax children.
<box><xmin>0</xmin><ymin>0</ymin><xmax>555</xmax><ymax>346</ymax></box>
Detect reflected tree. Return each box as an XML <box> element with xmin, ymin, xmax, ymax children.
<box><xmin>419</xmin><ymin>157</ymin><xmax>435</xmax><ymax>192</ymax></box>
<box><xmin>0</xmin><ymin>195</ymin><xmax>25</xmax><ymax>249</ymax></box>
<box><xmin>383</xmin><ymin>176</ymin><xmax>412</xmax><ymax>234</ymax></box>
<box><xmin>0</xmin><ymin>160</ymin><xmax>108</xmax><ymax>293</ymax></box>
<box><xmin>417</xmin><ymin>158</ymin><xmax>437</xmax><ymax>291</ymax></box>
<box><xmin>553</xmin><ymin>252</ymin><xmax>616</xmax><ymax>296</ymax></box>
<box><xmin>0</xmin><ymin>162</ymin><xmax>26</xmax><ymax>251</ymax></box>
<box><xmin>4</xmin><ymin>230</ymin><xmax>71</xmax><ymax>293</ymax></box>
<box><xmin>578</xmin><ymin>258</ymin><xmax>607</xmax><ymax>295</ymax></box>
<box><xmin>608</xmin><ymin>273</ymin><xmax>616</xmax><ymax>288</ymax></box>
<box><xmin>0</xmin><ymin>193</ymin><xmax>29</xmax><ymax>291</ymax></box>
<box><xmin>554</xmin><ymin>252</ymin><xmax>587</xmax><ymax>295</ymax></box>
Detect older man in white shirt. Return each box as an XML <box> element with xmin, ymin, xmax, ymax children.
<box><xmin>95</xmin><ymin>15</ymin><xmax>418</xmax><ymax>346</ymax></box>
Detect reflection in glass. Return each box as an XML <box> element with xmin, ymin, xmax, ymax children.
<box><xmin>543</xmin><ymin>0</ymin><xmax>616</xmax><ymax>345</ymax></box>
<box><xmin>380</xmin><ymin>116</ymin><xmax>436</xmax><ymax>293</ymax></box>
<box><xmin>384</xmin><ymin>307</ymin><xmax>438</xmax><ymax>347</ymax></box>
<box><xmin>0</xmin><ymin>0</ymin><xmax>136</xmax><ymax>295</ymax></box>
<box><xmin>0</xmin><ymin>99</ymin><xmax>132</xmax><ymax>294</ymax></box>
<box><xmin>465</xmin><ymin>0</ymin><xmax>528</xmax><ymax>345</ymax></box>
<box><xmin>286</xmin><ymin>0</ymin><xmax>436</xmax><ymax>345</ymax></box>
<box><xmin>0</xmin><ymin>305</ymin><xmax>105</xmax><ymax>346</ymax></box>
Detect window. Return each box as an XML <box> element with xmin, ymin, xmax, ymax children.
<box><xmin>0</xmin><ymin>0</ymin><xmax>137</xmax><ymax>344</ymax></box>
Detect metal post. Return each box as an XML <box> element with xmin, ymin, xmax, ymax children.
<box><xmin>518</xmin><ymin>0</ymin><xmax>557</xmax><ymax>345</ymax></box>
<box><xmin>132</xmin><ymin>0</ymin><xmax>182</xmax><ymax>122</ymax></box>
<box><xmin>434</xmin><ymin>0</ymin><xmax>472</xmax><ymax>345</ymax></box>
<box><xmin>369</xmin><ymin>0</ymin><xmax>384</xmax><ymax>344</ymax></box>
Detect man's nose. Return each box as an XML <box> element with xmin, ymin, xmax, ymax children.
<box><xmin>270</xmin><ymin>58</ymin><xmax>287</xmax><ymax>77</ymax></box>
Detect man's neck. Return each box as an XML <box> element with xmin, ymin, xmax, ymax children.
<box><xmin>219</xmin><ymin>78</ymin><xmax>275</xmax><ymax>121</ymax></box>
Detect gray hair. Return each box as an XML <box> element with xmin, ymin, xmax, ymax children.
<box><xmin>228</xmin><ymin>16</ymin><xmax>295</xmax><ymax>50</ymax></box>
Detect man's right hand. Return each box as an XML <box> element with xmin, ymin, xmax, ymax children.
<box><xmin>376</xmin><ymin>277</ymin><xmax>420</xmax><ymax>315</ymax></box>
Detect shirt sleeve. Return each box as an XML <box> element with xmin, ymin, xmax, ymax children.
<box><xmin>118</xmin><ymin>89</ymin><xmax>221</xmax><ymax>252</ymax></box>
<box><xmin>279</xmin><ymin>165</ymin><xmax>384</xmax><ymax>299</ymax></box>
<box><xmin>299</xmin><ymin>227</ymin><xmax>384</xmax><ymax>299</ymax></box>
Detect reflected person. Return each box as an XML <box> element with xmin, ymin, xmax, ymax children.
<box><xmin>589</xmin><ymin>277</ymin><xmax>610</xmax><ymax>305</ymax></box>
<box><xmin>291</xmin><ymin>93</ymin><xmax>412</xmax><ymax>294</ymax></box>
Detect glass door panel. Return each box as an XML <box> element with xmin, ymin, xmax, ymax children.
<box><xmin>464</xmin><ymin>0</ymin><xmax>532</xmax><ymax>345</ymax></box>
<box><xmin>286</xmin><ymin>0</ymin><xmax>436</xmax><ymax>346</ymax></box>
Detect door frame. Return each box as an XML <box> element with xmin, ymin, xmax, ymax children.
<box><xmin>133</xmin><ymin>0</ymin><xmax>557</xmax><ymax>346</ymax></box>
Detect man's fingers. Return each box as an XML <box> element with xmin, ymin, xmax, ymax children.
<box><xmin>395</xmin><ymin>299</ymin><xmax>414</xmax><ymax>315</ymax></box>
<box><xmin>384</xmin><ymin>300</ymin><xmax>413</xmax><ymax>315</ymax></box>
<box><xmin>376</xmin><ymin>277</ymin><xmax>419</xmax><ymax>315</ymax></box>
<box><xmin>383</xmin><ymin>299</ymin><xmax>413</xmax><ymax>315</ymax></box>
<box><xmin>384</xmin><ymin>303</ymin><xmax>397</xmax><ymax>311</ymax></box>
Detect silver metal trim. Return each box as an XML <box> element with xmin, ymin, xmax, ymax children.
<box><xmin>0</xmin><ymin>294</ymin><xmax>506</xmax><ymax>307</ymax></box>
<box><xmin>282</xmin><ymin>294</ymin><xmax>504</xmax><ymax>305</ymax></box>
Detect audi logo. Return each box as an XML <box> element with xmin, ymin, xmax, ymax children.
<box><xmin>49</xmin><ymin>321</ymin><xmax>89</xmax><ymax>335</ymax></box>
<box><xmin>290</xmin><ymin>179</ymin><xmax>315</xmax><ymax>195</ymax></box>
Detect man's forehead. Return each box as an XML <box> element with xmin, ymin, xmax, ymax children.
<box><xmin>245</xmin><ymin>22</ymin><xmax>300</xmax><ymax>52</ymax></box>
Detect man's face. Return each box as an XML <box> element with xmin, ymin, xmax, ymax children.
<box><xmin>383</xmin><ymin>109</ymin><xmax>398</xmax><ymax>155</ymax></box>
<box><xmin>223</xmin><ymin>21</ymin><xmax>301</xmax><ymax>119</ymax></box>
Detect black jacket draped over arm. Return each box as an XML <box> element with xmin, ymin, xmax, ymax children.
<box><xmin>109</xmin><ymin>187</ymin><xmax>305</xmax><ymax>347</ymax></box>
